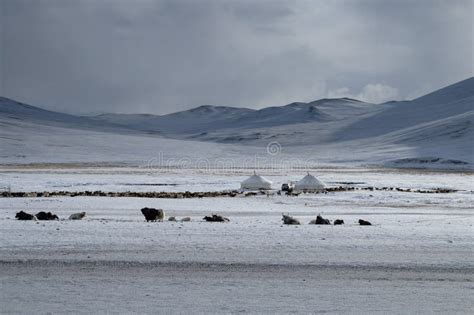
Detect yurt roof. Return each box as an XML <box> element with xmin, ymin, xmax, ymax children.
<box><xmin>242</xmin><ymin>173</ymin><xmax>272</xmax><ymax>188</ymax></box>
<box><xmin>295</xmin><ymin>173</ymin><xmax>324</xmax><ymax>189</ymax></box>
<box><xmin>241</xmin><ymin>173</ymin><xmax>272</xmax><ymax>185</ymax></box>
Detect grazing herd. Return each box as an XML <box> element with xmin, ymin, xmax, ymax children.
<box><xmin>14</xmin><ymin>209</ymin><xmax>372</xmax><ymax>226</ymax></box>
<box><xmin>15</xmin><ymin>210</ymin><xmax>85</xmax><ymax>221</ymax></box>
<box><xmin>285</xmin><ymin>213</ymin><xmax>369</xmax><ymax>226</ymax></box>
<box><xmin>2</xmin><ymin>186</ymin><xmax>456</xmax><ymax>200</ymax></box>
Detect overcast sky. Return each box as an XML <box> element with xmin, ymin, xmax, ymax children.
<box><xmin>0</xmin><ymin>0</ymin><xmax>472</xmax><ymax>114</ymax></box>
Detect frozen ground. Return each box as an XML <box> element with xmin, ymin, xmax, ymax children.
<box><xmin>2</xmin><ymin>262</ymin><xmax>472</xmax><ymax>314</ymax></box>
<box><xmin>0</xmin><ymin>167</ymin><xmax>473</xmax><ymax>313</ymax></box>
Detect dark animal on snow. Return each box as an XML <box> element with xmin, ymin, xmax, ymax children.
<box><xmin>333</xmin><ymin>219</ymin><xmax>344</xmax><ymax>225</ymax></box>
<box><xmin>35</xmin><ymin>212</ymin><xmax>59</xmax><ymax>220</ymax></box>
<box><xmin>281</xmin><ymin>214</ymin><xmax>300</xmax><ymax>225</ymax></box>
<box><xmin>69</xmin><ymin>212</ymin><xmax>86</xmax><ymax>220</ymax></box>
<box><xmin>359</xmin><ymin>219</ymin><xmax>372</xmax><ymax>226</ymax></box>
<box><xmin>15</xmin><ymin>211</ymin><xmax>36</xmax><ymax>221</ymax></box>
<box><xmin>309</xmin><ymin>215</ymin><xmax>330</xmax><ymax>225</ymax></box>
<box><xmin>168</xmin><ymin>216</ymin><xmax>177</xmax><ymax>222</ymax></box>
<box><xmin>141</xmin><ymin>207</ymin><xmax>165</xmax><ymax>222</ymax></box>
<box><xmin>316</xmin><ymin>215</ymin><xmax>330</xmax><ymax>225</ymax></box>
<box><xmin>203</xmin><ymin>214</ymin><xmax>229</xmax><ymax>222</ymax></box>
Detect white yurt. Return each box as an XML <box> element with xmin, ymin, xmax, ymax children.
<box><xmin>240</xmin><ymin>172</ymin><xmax>272</xmax><ymax>190</ymax></box>
<box><xmin>294</xmin><ymin>172</ymin><xmax>325</xmax><ymax>192</ymax></box>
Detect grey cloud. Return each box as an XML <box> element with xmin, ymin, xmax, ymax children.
<box><xmin>1</xmin><ymin>0</ymin><xmax>472</xmax><ymax>114</ymax></box>
<box><xmin>328</xmin><ymin>84</ymin><xmax>399</xmax><ymax>104</ymax></box>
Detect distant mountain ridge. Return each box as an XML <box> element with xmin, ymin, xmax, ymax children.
<box><xmin>0</xmin><ymin>77</ymin><xmax>472</xmax><ymax>168</ymax></box>
<box><xmin>91</xmin><ymin>97</ymin><xmax>375</xmax><ymax>135</ymax></box>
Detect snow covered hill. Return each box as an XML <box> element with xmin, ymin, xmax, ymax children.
<box><xmin>92</xmin><ymin>105</ymin><xmax>255</xmax><ymax>134</ymax></box>
<box><xmin>91</xmin><ymin>98</ymin><xmax>376</xmax><ymax>135</ymax></box>
<box><xmin>0</xmin><ymin>97</ymin><xmax>137</xmax><ymax>134</ymax></box>
<box><xmin>336</xmin><ymin>77</ymin><xmax>474</xmax><ymax>141</ymax></box>
<box><xmin>0</xmin><ymin>78</ymin><xmax>472</xmax><ymax>169</ymax></box>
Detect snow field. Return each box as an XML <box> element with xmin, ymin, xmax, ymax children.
<box><xmin>0</xmin><ymin>167</ymin><xmax>472</xmax><ymax>313</ymax></box>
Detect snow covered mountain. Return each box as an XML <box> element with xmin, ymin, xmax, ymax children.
<box><xmin>91</xmin><ymin>98</ymin><xmax>376</xmax><ymax>136</ymax></box>
<box><xmin>0</xmin><ymin>77</ymin><xmax>472</xmax><ymax>168</ymax></box>
<box><xmin>336</xmin><ymin>77</ymin><xmax>474</xmax><ymax>141</ymax></box>
<box><xmin>0</xmin><ymin>97</ymin><xmax>132</xmax><ymax>133</ymax></box>
<box><xmin>92</xmin><ymin>105</ymin><xmax>255</xmax><ymax>134</ymax></box>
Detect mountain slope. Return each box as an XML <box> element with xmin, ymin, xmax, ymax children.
<box><xmin>334</xmin><ymin>77</ymin><xmax>474</xmax><ymax>141</ymax></box>
<box><xmin>0</xmin><ymin>97</ymin><xmax>130</xmax><ymax>133</ymax></box>
<box><xmin>93</xmin><ymin>105</ymin><xmax>255</xmax><ymax>134</ymax></box>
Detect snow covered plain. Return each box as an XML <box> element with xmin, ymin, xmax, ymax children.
<box><xmin>1</xmin><ymin>167</ymin><xmax>473</xmax><ymax>313</ymax></box>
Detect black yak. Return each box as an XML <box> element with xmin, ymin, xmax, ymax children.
<box><xmin>15</xmin><ymin>211</ymin><xmax>36</xmax><ymax>221</ymax></box>
<box><xmin>35</xmin><ymin>212</ymin><xmax>59</xmax><ymax>220</ymax></box>
<box><xmin>141</xmin><ymin>207</ymin><xmax>165</xmax><ymax>222</ymax></box>
<box><xmin>334</xmin><ymin>219</ymin><xmax>345</xmax><ymax>225</ymax></box>
<box><xmin>359</xmin><ymin>219</ymin><xmax>372</xmax><ymax>226</ymax></box>
<box><xmin>203</xmin><ymin>214</ymin><xmax>229</xmax><ymax>222</ymax></box>
<box><xmin>309</xmin><ymin>215</ymin><xmax>330</xmax><ymax>225</ymax></box>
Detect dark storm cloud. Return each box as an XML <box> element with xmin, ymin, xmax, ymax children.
<box><xmin>1</xmin><ymin>0</ymin><xmax>472</xmax><ymax>114</ymax></box>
